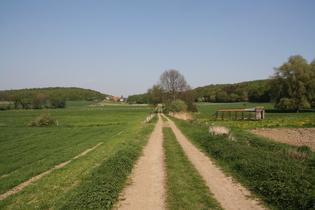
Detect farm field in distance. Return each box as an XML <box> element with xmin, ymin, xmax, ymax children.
<box><xmin>195</xmin><ymin>102</ymin><xmax>315</xmax><ymax>151</ymax></box>
<box><xmin>0</xmin><ymin>102</ymin><xmax>154</xmax><ymax>209</ymax></box>
<box><xmin>196</xmin><ymin>102</ymin><xmax>315</xmax><ymax>128</ymax></box>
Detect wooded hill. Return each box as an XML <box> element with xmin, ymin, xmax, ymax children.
<box><xmin>0</xmin><ymin>87</ymin><xmax>108</xmax><ymax>109</ymax></box>
<box><xmin>127</xmin><ymin>79</ymin><xmax>271</xmax><ymax>104</ymax></box>
<box><xmin>0</xmin><ymin>87</ymin><xmax>108</xmax><ymax>101</ymax></box>
<box><xmin>194</xmin><ymin>79</ymin><xmax>271</xmax><ymax>103</ymax></box>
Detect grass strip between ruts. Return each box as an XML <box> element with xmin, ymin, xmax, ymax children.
<box><xmin>163</xmin><ymin>127</ymin><xmax>222</xmax><ymax>210</ymax></box>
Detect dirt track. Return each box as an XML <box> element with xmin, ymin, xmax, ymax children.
<box><xmin>116</xmin><ymin>114</ymin><xmax>166</xmax><ymax>210</ymax></box>
<box><xmin>116</xmin><ymin>114</ymin><xmax>264</xmax><ymax>210</ymax></box>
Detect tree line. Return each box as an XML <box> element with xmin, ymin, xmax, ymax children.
<box><xmin>0</xmin><ymin>87</ymin><xmax>108</xmax><ymax>110</ymax></box>
<box><xmin>270</xmin><ymin>55</ymin><xmax>315</xmax><ymax>112</ymax></box>
<box><xmin>128</xmin><ymin>55</ymin><xmax>315</xmax><ymax>113</ymax></box>
<box><xmin>127</xmin><ymin>79</ymin><xmax>271</xmax><ymax>105</ymax></box>
<box><xmin>127</xmin><ymin>70</ymin><xmax>197</xmax><ymax>112</ymax></box>
<box><xmin>194</xmin><ymin>79</ymin><xmax>271</xmax><ymax>103</ymax></box>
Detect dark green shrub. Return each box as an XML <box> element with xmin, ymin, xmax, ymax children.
<box><xmin>50</xmin><ymin>96</ymin><xmax>66</xmax><ymax>108</ymax></box>
<box><xmin>169</xmin><ymin>99</ymin><xmax>187</xmax><ymax>112</ymax></box>
<box><xmin>29</xmin><ymin>114</ymin><xmax>56</xmax><ymax>127</ymax></box>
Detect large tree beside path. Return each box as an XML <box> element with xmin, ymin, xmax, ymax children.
<box><xmin>159</xmin><ymin>69</ymin><xmax>197</xmax><ymax>112</ymax></box>
<box><xmin>270</xmin><ymin>55</ymin><xmax>315</xmax><ymax>113</ymax></box>
<box><xmin>147</xmin><ymin>69</ymin><xmax>197</xmax><ymax>112</ymax></box>
<box><xmin>158</xmin><ymin>69</ymin><xmax>191</xmax><ymax>100</ymax></box>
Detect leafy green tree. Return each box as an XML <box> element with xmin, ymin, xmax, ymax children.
<box><xmin>216</xmin><ymin>90</ymin><xmax>228</xmax><ymax>102</ymax></box>
<box><xmin>12</xmin><ymin>95</ymin><xmax>22</xmax><ymax>109</ymax></box>
<box><xmin>127</xmin><ymin>94</ymin><xmax>149</xmax><ymax>104</ymax></box>
<box><xmin>270</xmin><ymin>55</ymin><xmax>313</xmax><ymax>112</ymax></box>
<box><xmin>33</xmin><ymin>94</ymin><xmax>49</xmax><ymax>109</ymax></box>
<box><xmin>50</xmin><ymin>96</ymin><xmax>66</xmax><ymax>108</ymax></box>
<box><xmin>229</xmin><ymin>93</ymin><xmax>240</xmax><ymax>102</ymax></box>
<box><xmin>21</xmin><ymin>99</ymin><xmax>32</xmax><ymax>109</ymax></box>
<box><xmin>306</xmin><ymin>59</ymin><xmax>315</xmax><ymax>110</ymax></box>
<box><xmin>147</xmin><ymin>85</ymin><xmax>163</xmax><ymax>108</ymax></box>
<box><xmin>177</xmin><ymin>89</ymin><xmax>197</xmax><ymax>112</ymax></box>
<box><xmin>169</xmin><ymin>99</ymin><xmax>187</xmax><ymax>112</ymax></box>
<box><xmin>0</xmin><ymin>91</ymin><xmax>12</xmax><ymax>101</ymax></box>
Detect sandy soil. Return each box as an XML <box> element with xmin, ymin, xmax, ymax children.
<box><xmin>163</xmin><ymin>115</ymin><xmax>264</xmax><ymax>210</ymax></box>
<box><xmin>249</xmin><ymin>127</ymin><xmax>315</xmax><ymax>151</ymax></box>
<box><xmin>116</xmin><ymin>114</ymin><xmax>166</xmax><ymax>210</ymax></box>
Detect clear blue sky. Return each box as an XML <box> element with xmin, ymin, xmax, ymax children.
<box><xmin>1</xmin><ymin>0</ymin><xmax>314</xmax><ymax>96</ymax></box>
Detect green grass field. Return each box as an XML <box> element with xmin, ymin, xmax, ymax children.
<box><xmin>170</xmin><ymin>102</ymin><xmax>315</xmax><ymax>209</ymax></box>
<box><xmin>0</xmin><ymin>103</ymin><xmax>153</xmax><ymax>209</ymax></box>
<box><xmin>1</xmin><ymin>102</ymin><xmax>314</xmax><ymax>209</ymax></box>
<box><xmin>196</xmin><ymin>102</ymin><xmax>315</xmax><ymax>128</ymax></box>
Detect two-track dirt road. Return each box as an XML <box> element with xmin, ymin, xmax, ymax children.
<box><xmin>116</xmin><ymin>114</ymin><xmax>265</xmax><ymax>210</ymax></box>
<box><xmin>116</xmin><ymin>114</ymin><xmax>166</xmax><ymax>210</ymax></box>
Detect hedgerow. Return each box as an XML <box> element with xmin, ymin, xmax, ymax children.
<box><xmin>171</xmin><ymin>117</ymin><xmax>315</xmax><ymax>209</ymax></box>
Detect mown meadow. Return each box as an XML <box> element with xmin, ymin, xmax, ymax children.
<box><xmin>171</xmin><ymin>102</ymin><xmax>315</xmax><ymax>209</ymax></box>
<box><xmin>0</xmin><ymin>102</ymin><xmax>154</xmax><ymax>209</ymax></box>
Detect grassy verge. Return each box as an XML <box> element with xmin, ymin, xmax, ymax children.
<box><xmin>170</xmin><ymin>117</ymin><xmax>315</xmax><ymax>209</ymax></box>
<box><xmin>163</xmin><ymin>127</ymin><xmax>222</xmax><ymax>210</ymax></box>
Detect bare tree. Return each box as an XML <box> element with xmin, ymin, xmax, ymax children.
<box><xmin>158</xmin><ymin>69</ymin><xmax>191</xmax><ymax>100</ymax></box>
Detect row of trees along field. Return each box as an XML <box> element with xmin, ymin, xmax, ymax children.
<box><xmin>127</xmin><ymin>77</ymin><xmax>271</xmax><ymax>105</ymax></box>
<box><xmin>270</xmin><ymin>55</ymin><xmax>315</xmax><ymax>112</ymax></box>
<box><xmin>128</xmin><ymin>55</ymin><xmax>315</xmax><ymax>112</ymax></box>
<box><xmin>0</xmin><ymin>87</ymin><xmax>108</xmax><ymax>109</ymax></box>
<box><xmin>128</xmin><ymin>69</ymin><xmax>197</xmax><ymax>112</ymax></box>
<box><xmin>194</xmin><ymin>79</ymin><xmax>271</xmax><ymax>103</ymax></box>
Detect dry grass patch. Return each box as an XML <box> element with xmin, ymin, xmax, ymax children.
<box><xmin>209</xmin><ymin>125</ymin><xmax>235</xmax><ymax>141</ymax></box>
